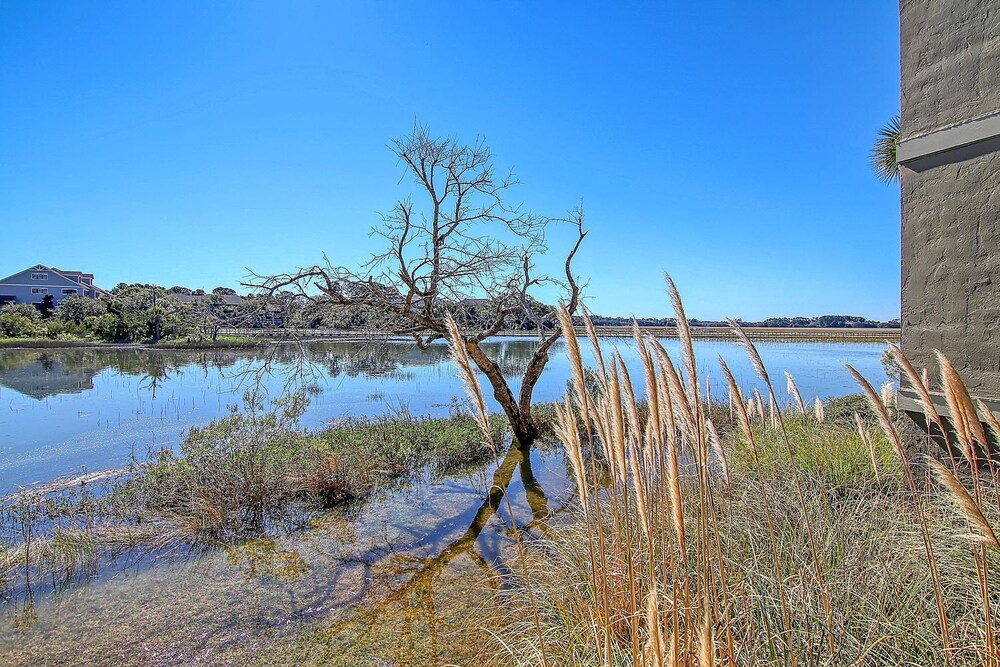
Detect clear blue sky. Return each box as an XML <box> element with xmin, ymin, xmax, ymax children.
<box><xmin>0</xmin><ymin>1</ymin><xmax>901</xmax><ymax>320</ymax></box>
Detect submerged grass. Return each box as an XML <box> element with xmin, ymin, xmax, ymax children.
<box><xmin>0</xmin><ymin>396</ymin><xmax>504</xmax><ymax>592</ymax></box>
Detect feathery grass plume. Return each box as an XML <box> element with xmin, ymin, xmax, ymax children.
<box><xmin>592</xmin><ymin>395</ymin><xmax>614</xmax><ymax>468</ymax></box>
<box><xmin>666</xmin><ymin>273</ymin><xmax>699</xmax><ymax>403</ymax></box>
<box><xmin>582</xmin><ymin>306</ymin><xmax>607</xmax><ymax>381</ymax></box>
<box><xmin>880</xmin><ymin>381</ymin><xmax>895</xmax><ymax>409</ymax></box>
<box><xmin>752</xmin><ymin>389</ymin><xmax>766</xmax><ymax>424</ymax></box>
<box><xmin>768</xmin><ymin>393</ymin><xmax>778</xmax><ymax>429</ymax></box>
<box><xmin>814</xmin><ymin>396</ymin><xmax>825</xmax><ymax>423</ymax></box>
<box><xmin>937</xmin><ymin>350</ymin><xmax>990</xmax><ymax>458</ymax></box>
<box><xmin>628</xmin><ymin>438</ymin><xmax>651</xmax><ymax>539</ymax></box>
<box><xmin>555</xmin><ymin>399</ymin><xmax>588</xmax><ymax>507</ymax></box>
<box><xmin>607</xmin><ymin>362</ymin><xmax>628</xmax><ymax>487</ymax></box>
<box><xmin>652</xmin><ymin>354</ymin><xmax>687</xmax><ymax>556</ymax></box>
<box><xmin>728</xmin><ymin>318</ymin><xmax>770</xmax><ymax>385</ymax></box>
<box><xmin>854</xmin><ymin>411</ymin><xmax>880</xmax><ymax>483</ymax></box>
<box><xmin>650</xmin><ymin>341</ymin><xmax>696</xmax><ymax>436</ymax></box>
<box><xmin>635</xmin><ymin>325</ymin><xmax>660</xmax><ymax>445</ymax></box>
<box><xmin>928</xmin><ymin>456</ymin><xmax>1000</xmax><ymax>549</ymax></box>
<box><xmin>979</xmin><ymin>400</ymin><xmax>1000</xmax><ymax>447</ymax></box>
<box><xmin>618</xmin><ymin>355</ymin><xmax>643</xmax><ymax>445</ymax></box>
<box><xmin>719</xmin><ymin>356</ymin><xmax>758</xmax><ymax>462</ymax></box>
<box><xmin>706</xmin><ymin>419</ymin><xmax>730</xmax><ymax>486</ymax></box>
<box><xmin>785</xmin><ymin>371</ymin><xmax>806</xmax><ymax>415</ymax></box>
<box><xmin>558</xmin><ymin>305</ymin><xmax>591</xmax><ymax>425</ymax></box>
<box><xmin>889</xmin><ymin>343</ymin><xmax>944</xmax><ymax>432</ymax></box>
<box><xmin>444</xmin><ymin>313</ymin><xmax>493</xmax><ymax>450</ymax></box>
<box><xmin>644</xmin><ymin>588</ymin><xmax>665</xmax><ymax>667</ymax></box>
<box><xmin>846</xmin><ymin>365</ymin><xmax>906</xmax><ymax>463</ymax></box>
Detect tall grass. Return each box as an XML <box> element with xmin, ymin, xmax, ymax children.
<box><xmin>472</xmin><ymin>280</ymin><xmax>1000</xmax><ymax>666</ymax></box>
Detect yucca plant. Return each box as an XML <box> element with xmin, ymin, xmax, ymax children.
<box><xmin>871</xmin><ymin>114</ymin><xmax>901</xmax><ymax>184</ymax></box>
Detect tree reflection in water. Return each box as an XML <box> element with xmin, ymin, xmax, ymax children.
<box><xmin>286</xmin><ymin>441</ymin><xmax>570</xmax><ymax>664</ymax></box>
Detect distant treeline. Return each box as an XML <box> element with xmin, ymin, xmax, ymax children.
<box><xmin>579</xmin><ymin>314</ymin><xmax>900</xmax><ymax>329</ymax></box>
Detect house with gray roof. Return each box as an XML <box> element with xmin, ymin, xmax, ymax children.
<box><xmin>0</xmin><ymin>264</ymin><xmax>107</xmax><ymax>308</ymax></box>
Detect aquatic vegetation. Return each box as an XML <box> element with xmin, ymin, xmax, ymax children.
<box><xmin>0</xmin><ymin>396</ymin><xmax>503</xmax><ymax>593</ymax></box>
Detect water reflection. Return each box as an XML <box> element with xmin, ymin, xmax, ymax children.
<box><xmin>0</xmin><ymin>338</ymin><xmax>888</xmax><ymax>494</ymax></box>
<box><xmin>0</xmin><ymin>352</ymin><xmax>101</xmax><ymax>399</ymax></box>
<box><xmin>0</xmin><ymin>442</ymin><xmax>573</xmax><ymax>666</ymax></box>
<box><xmin>0</xmin><ymin>340</ymin><xmax>546</xmax><ymax>402</ymax></box>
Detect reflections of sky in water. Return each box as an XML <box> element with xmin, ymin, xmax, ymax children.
<box><xmin>0</xmin><ymin>445</ymin><xmax>573</xmax><ymax>666</ymax></box>
<box><xmin>0</xmin><ymin>338</ymin><xmax>889</xmax><ymax>492</ymax></box>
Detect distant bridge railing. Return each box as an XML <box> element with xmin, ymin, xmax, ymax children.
<box><xmin>220</xmin><ymin>326</ymin><xmax>900</xmax><ymax>342</ymax></box>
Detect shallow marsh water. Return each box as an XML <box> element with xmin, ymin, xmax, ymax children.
<box><xmin>0</xmin><ymin>337</ymin><xmax>888</xmax><ymax>665</ymax></box>
<box><xmin>0</xmin><ymin>338</ymin><xmax>888</xmax><ymax>493</ymax></box>
<box><xmin>1</xmin><ymin>443</ymin><xmax>574</xmax><ymax>666</ymax></box>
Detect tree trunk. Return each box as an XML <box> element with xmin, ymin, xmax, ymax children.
<box><xmin>466</xmin><ymin>343</ymin><xmax>540</xmax><ymax>446</ymax></box>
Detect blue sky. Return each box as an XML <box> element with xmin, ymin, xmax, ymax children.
<box><xmin>0</xmin><ymin>1</ymin><xmax>901</xmax><ymax>320</ymax></box>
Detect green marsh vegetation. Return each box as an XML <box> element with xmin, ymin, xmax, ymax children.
<box><xmin>0</xmin><ymin>391</ymin><xmax>505</xmax><ymax>599</ymax></box>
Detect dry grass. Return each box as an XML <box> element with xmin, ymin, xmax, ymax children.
<box><xmin>466</xmin><ymin>281</ymin><xmax>1000</xmax><ymax>666</ymax></box>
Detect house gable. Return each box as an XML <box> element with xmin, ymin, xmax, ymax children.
<box><xmin>0</xmin><ymin>266</ymin><xmax>90</xmax><ymax>290</ymax></box>
<box><xmin>0</xmin><ymin>265</ymin><xmax>106</xmax><ymax>304</ymax></box>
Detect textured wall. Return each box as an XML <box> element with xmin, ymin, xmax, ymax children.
<box><xmin>900</xmin><ymin>0</ymin><xmax>1000</xmax><ymax>402</ymax></box>
<box><xmin>901</xmin><ymin>151</ymin><xmax>1000</xmax><ymax>398</ymax></box>
<box><xmin>900</xmin><ymin>0</ymin><xmax>1000</xmax><ymax>138</ymax></box>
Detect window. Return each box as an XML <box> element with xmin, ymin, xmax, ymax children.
<box><xmin>62</xmin><ymin>288</ymin><xmax>79</xmax><ymax>295</ymax></box>
<box><xmin>32</xmin><ymin>287</ymin><xmax>48</xmax><ymax>294</ymax></box>
<box><xmin>31</xmin><ymin>273</ymin><xmax>48</xmax><ymax>280</ymax></box>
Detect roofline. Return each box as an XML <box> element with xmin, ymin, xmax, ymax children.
<box><xmin>0</xmin><ymin>265</ymin><xmax>106</xmax><ymax>295</ymax></box>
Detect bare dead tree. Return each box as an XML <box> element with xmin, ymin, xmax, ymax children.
<box><xmin>247</xmin><ymin>124</ymin><xmax>587</xmax><ymax>445</ymax></box>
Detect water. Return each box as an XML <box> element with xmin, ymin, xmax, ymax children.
<box><xmin>0</xmin><ymin>338</ymin><xmax>889</xmax><ymax>494</ymax></box>
<box><xmin>0</xmin><ymin>444</ymin><xmax>574</xmax><ymax>666</ymax></box>
<box><xmin>0</xmin><ymin>337</ymin><xmax>890</xmax><ymax>664</ymax></box>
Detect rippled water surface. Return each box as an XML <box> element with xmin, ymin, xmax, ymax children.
<box><xmin>0</xmin><ymin>338</ymin><xmax>889</xmax><ymax>493</ymax></box>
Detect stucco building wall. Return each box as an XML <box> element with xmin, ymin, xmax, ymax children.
<box><xmin>898</xmin><ymin>0</ymin><xmax>1000</xmax><ymax>415</ymax></box>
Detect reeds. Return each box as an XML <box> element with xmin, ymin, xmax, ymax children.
<box><xmin>446</xmin><ymin>313</ymin><xmax>494</xmax><ymax>450</ymax></box>
<box><xmin>480</xmin><ymin>282</ymin><xmax>1000</xmax><ymax>666</ymax></box>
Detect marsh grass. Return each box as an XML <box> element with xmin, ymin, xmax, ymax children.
<box><xmin>471</xmin><ymin>280</ymin><xmax>1000</xmax><ymax>666</ymax></box>
<box><xmin>0</xmin><ymin>395</ymin><xmax>504</xmax><ymax>594</ymax></box>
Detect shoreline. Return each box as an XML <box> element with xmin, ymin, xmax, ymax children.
<box><xmin>0</xmin><ymin>327</ymin><xmax>900</xmax><ymax>350</ymax></box>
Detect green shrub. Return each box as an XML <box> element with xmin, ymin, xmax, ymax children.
<box><xmin>56</xmin><ymin>294</ymin><xmax>107</xmax><ymax>324</ymax></box>
<box><xmin>0</xmin><ymin>312</ymin><xmax>41</xmax><ymax>338</ymax></box>
<box><xmin>824</xmin><ymin>392</ymin><xmax>878</xmax><ymax>427</ymax></box>
<box><xmin>0</xmin><ymin>303</ymin><xmax>41</xmax><ymax>322</ymax></box>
